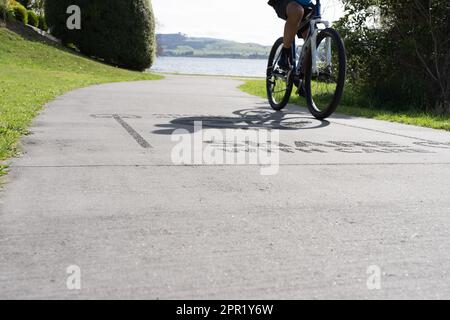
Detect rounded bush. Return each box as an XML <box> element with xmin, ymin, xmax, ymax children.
<box><xmin>11</xmin><ymin>1</ymin><xmax>27</xmax><ymax>24</ymax></box>
<box><xmin>38</xmin><ymin>14</ymin><xmax>47</xmax><ymax>31</ymax></box>
<box><xmin>27</xmin><ymin>9</ymin><xmax>38</xmax><ymax>27</ymax></box>
<box><xmin>45</xmin><ymin>0</ymin><xmax>156</xmax><ymax>71</ymax></box>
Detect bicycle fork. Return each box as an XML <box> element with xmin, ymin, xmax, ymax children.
<box><xmin>304</xmin><ymin>20</ymin><xmax>332</xmax><ymax>76</ymax></box>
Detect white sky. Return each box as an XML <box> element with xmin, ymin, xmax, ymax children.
<box><xmin>152</xmin><ymin>0</ymin><xmax>345</xmax><ymax>45</ymax></box>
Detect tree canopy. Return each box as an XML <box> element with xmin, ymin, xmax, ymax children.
<box><xmin>335</xmin><ymin>0</ymin><xmax>449</xmax><ymax>114</ymax></box>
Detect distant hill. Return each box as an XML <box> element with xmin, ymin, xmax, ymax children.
<box><xmin>156</xmin><ymin>33</ymin><xmax>270</xmax><ymax>59</ymax></box>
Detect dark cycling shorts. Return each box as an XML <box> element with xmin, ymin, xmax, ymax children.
<box><xmin>274</xmin><ymin>0</ymin><xmax>312</xmax><ymax>20</ymax></box>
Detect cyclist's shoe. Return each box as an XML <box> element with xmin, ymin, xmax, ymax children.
<box><xmin>278</xmin><ymin>47</ymin><xmax>293</xmax><ymax>72</ymax></box>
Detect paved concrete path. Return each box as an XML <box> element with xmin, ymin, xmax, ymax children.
<box><xmin>1</xmin><ymin>75</ymin><xmax>450</xmax><ymax>299</ymax></box>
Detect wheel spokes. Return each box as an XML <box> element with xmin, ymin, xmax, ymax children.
<box><xmin>310</xmin><ymin>34</ymin><xmax>341</xmax><ymax>112</ymax></box>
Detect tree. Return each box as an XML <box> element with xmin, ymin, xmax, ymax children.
<box><xmin>45</xmin><ymin>0</ymin><xmax>156</xmax><ymax>71</ymax></box>
<box><xmin>30</xmin><ymin>0</ymin><xmax>44</xmax><ymax>15</ymax></box>
<box><xmin>335</xmin><ymin>0</ymin><xmax>449</xmax><ymax>114</ymax></box>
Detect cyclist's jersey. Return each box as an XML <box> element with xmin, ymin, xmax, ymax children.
<box><xmin>269</xmin><ymin>0</ymin><xmax>313</xmax><ymax>7</ymax></box>
<box><xmin>296</xmin><ymin>0</ymin><xmax>313</xmax><ymax>5</ymax></box>
<box><xmin>269</xmin><ymin>0</ymin><xmax>314</xmax><ymax>20</ymax></box>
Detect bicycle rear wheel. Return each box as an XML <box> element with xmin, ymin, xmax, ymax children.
<box><xmin>304</xmin><ymin>28</ymin><xmax>346</xmax><ymax>119</ymax></box>
<box><xmin>266</xmin><ymin>37</ymin><xmax>293</xmax><ymax>111</ymax></box>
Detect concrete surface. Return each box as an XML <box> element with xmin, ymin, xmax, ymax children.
<box><xmin>0</xmin><ymin>75</ymin><xmax>449</xmax><ymax>299</ymax></box>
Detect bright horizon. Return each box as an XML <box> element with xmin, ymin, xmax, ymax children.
<box><xmin>152</xmin><ymin>0</ymin><xmax>345</xmax><ymax>46</ymax></box>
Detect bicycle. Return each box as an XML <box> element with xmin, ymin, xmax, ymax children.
<box><xmin>266</xmin><ymin>0</ymin><xmax>346</xmax><ymax>119</ymax></box>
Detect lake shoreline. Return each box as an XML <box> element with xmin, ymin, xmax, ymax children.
<box><xmin>157</xmin><ymin>55</ymin><xmax>268</xmax><ymax>60</ymax></box>
<box><xmin>151</xmin><ymin>71</ymin><xmax>265</xmax><ymax>80</ymax></box>
<box><xmin>151</xmin><ymin>56</ymin><xmax>268</xmax><ymax>78</ymax></box>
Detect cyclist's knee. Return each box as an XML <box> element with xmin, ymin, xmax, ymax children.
<box><xmin>286</xmin><ymin>2</ymin><xmax>304</xmax><ymax>21</ymax></box>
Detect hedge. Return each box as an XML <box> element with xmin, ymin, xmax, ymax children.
<box><xmin>45</xmin><ymin>0</ymin><xmax>156</xmax><ymax>71</ymax></box>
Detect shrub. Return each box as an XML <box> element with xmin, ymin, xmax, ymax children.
<box><xmin>11</xmin><ymin>0</ymin><xmax>27</xmax><ymax>24</ymax></box>
<box><xmin>38</xmin><ymin>14</ymin><xmax>47</xmax><ymax>31</ymax></box>
<box><xmin>45</xmin><ymin>0</ymin><xmax>156</xmax><ymax>71</ymax></box>
<box><xmin>27</xmin><ymin>9</ymin><xmax>37</xmax><ymax>27</ymax></box>
<box><xmin>336</xmin><ymin>0</ymin><xmax>450</xmax><ymax>114</ymax></box>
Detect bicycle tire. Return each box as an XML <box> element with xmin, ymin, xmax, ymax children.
<box><xmin>304</xmin><ymin>28</ymin><xmax>346</xmax><ymax>120</ymax></box>
<box><xmin>266</xmin><ymin>37</ymin><xmax>293</xmax><ymax>111</ymax></box>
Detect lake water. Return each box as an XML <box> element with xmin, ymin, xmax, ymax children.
<box><xmin>150</xmin><ymin>56</ymin><xmax>267</xmax><ymax>78</ymax></box>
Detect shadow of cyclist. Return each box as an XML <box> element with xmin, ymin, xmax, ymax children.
<box><xmin>152</xmin><ymin>106</ymin><xmax>330</xmax><ymax>135</ymax></box>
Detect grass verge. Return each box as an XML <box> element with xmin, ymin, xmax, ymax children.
<box><xmin>240</xmin><ymin>79</ymin><xmax>450</xmax><ymax>131</ymax></box>
<box><xmin>0</xmin><ymin>24</ymin><xmax>162</xmax><ymax>175</ymax></box>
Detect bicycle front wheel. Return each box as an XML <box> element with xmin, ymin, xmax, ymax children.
<box><xmin>266</xmin><ymin>37</ymin><xmax>293</xmax><ymax>111</ymax></box>
<box><xmin>305</xmin><ymin>28</ymin><xmax>346</xmax><ymax>119</ymax></box>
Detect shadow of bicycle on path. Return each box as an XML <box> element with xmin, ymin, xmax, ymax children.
<box><xmin>152</xmin><ymin>104</ymin><xmax>330</xmax><ymax>135</ymax></box>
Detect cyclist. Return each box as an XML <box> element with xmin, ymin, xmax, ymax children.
<box><xmin>268</xmin><ymin>0</ymin><xmax>313</xmax><ymax>71</ymax></box>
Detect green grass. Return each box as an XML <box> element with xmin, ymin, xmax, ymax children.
<box><xmin>240</xmin><ymin>79</ymin><xmax>450</xmax><ymax>131</ymax></box>
<box><xmin>0</xmin><ymin>25</ymin><xmax>162</xmax><ymax>174</ymax></box>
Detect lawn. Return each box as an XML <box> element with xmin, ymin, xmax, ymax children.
<box><xmin>0</xmin><ymin>24</ymin><xmax>162</xmax><ymax>174</ymax></box>
<box><xmin>240</xmin><ymin>79</ymin><xmax>450</xmax><ymax>131</ymax></box>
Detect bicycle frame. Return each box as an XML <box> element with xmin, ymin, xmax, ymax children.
<box><xmin>294</xmin><ymin>18</ymin><xmax>331</xmax><ymax>76</ymax></box>
<box><xmin>293</xmin><ymin>0</ymin><xmax>332</xmax><ymax>76</ymax></box>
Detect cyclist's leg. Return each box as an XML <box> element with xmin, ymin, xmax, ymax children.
<box><xmin>278</xmin><ymin>2</ymin><xmax>304</xmax><ymax>70</ymax></box>
<box><xmin>283</xmin><ymin>2</ymin><xmax>304</xmax><ymax>48</ymax></box>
